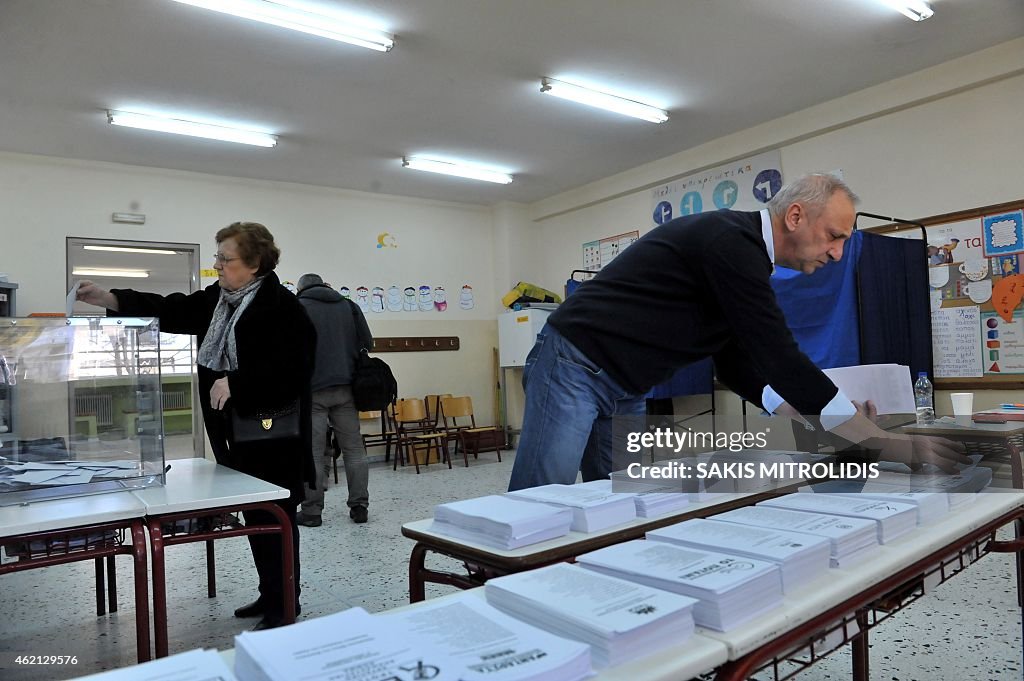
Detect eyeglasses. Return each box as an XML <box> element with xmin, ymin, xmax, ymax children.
<box><xmin>213</xmin><ymin>253</ymin><xmax>239</xmax><ymax>264</ymax></box>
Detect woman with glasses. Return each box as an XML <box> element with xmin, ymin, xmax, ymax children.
<box><xmin>77</xmin><ymin>221</ymin><xmax>315</xmax><ymax>632</ymax></box>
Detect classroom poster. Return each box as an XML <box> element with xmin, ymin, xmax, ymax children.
<box><xmin>931</xmin><ymin>306</ymin><xmax>983</xmax><ymax>378</ymax></box>
<box><xmin>581</xmin><ymin>231</ymin><xmax>640</xmax><ymax>273</ymax></box>
<box><xmin>981</xmin><ymin>312</ymin><xmax>1024</xmax><ymax>374</ymax></box>
<box><xmin>649</xmin><ymin>150</ymin><xmax>783</xmax><ymax>226</ymax></box>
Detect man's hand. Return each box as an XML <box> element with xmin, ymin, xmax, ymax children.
<box><xmin>868</xmin><ymin>433</ymin><xmax>970</xmax><ymax>473</ymax></box>
<box><xmin>853</xmin><ymin>400</ymin><xmax>878</xmax><ymax>423</ymax></box>
<box><xmin>75</xmin><ymin>280</ymin><xmax>119</xmax><ymax>311</ymax></box>
<box><xmin>210</xmin><ymin>377</ymin><xmax>231</xmax><ymax>410</ymax></box>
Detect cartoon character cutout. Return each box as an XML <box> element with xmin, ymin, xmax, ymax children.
<box><xmin>371</xmin><ymin>287</ymin><xmax>386</xmax><ymax>313</ymax></box>
<box><xmin>282</xmin><ymin>280</ymin><xmax>297</xmax><ymax>294</ymax></box>
<box><xmin>355</xmin><ymin>286</ymin><xmax>370</xmax><ymax>313</ymax></box>
<box><xmin>386</xmin><ymin>285</ymin><xmax>403</xmax><ymax>312</ymax></box>
<box><xmin>459</xmin><ymin>284</ymin><xmax>474</xmax><ymax>310</ymax></box>
<box><xmin>403</xmin><ymin>287</ymin><xmax>417</xmax><ymax>311</ymax></box>
<box><xmin>939</xmin><ymin>238</ymin><xmax>960</xmax><ymax>263</ymax></box>
<box><xmin>434</xmin><ymin>286</ymin><xmax>447</xmax><ymax>311</ymax></box>
<box><xmin>418</xmin><ymin>285</ymin><xmax>433</xmax><ymax>311</ymax></box>
<box><xmin>338</xmin><ymin>286</ymin><xmax>351</xmax><ymax>300</ymax></box>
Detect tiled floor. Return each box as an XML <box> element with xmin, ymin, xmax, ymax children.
<box><xmin>1</xmin><ymin>451</ymin><xmax>1021</xmax><ymax>681</ymax></box>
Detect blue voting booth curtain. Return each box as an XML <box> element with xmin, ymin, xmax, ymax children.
<box><xmin>857</xmin><ymin>232</ymin><xmax>932</xmax><ymax>378</ymax></box>
<box><xmin>770</xmin><ymin>231</ymin><xmax>863</xmax><ymax>370</ymax></box>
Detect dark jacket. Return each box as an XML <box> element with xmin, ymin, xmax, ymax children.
<box><xmin>111</xmin><ymin>271</ymin><xmax>316</xmax><ymax>503</ymax></box>
<box><xmin>548</xmin><ymin>209</ymin><xmax>838</xmax><ymax>415</ymax></box>
<box><xmin>296</xmin><ymin>284</ymin><xmax>372</xmax><ymax>392</ymax></box>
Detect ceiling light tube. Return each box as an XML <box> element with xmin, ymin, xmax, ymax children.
<box><xmin>171</xmin><ymin>0</ymin><xmax>394</xmax><ymax>51</ymax></box>
<box><xmin>540</xmin><ymin>78</ymin><xmax>668</xmax><ymax>123</ymax></box>
<box><xmin>72</xmin><ymin>268</ymin><xmax>150</xmax><ymax>278</ymax></box>
<box><xmin>880</xmin><ymin>0</ymin><xmax>933</xmax><ymax>21</ymax></box>
<box><xmin>83</xmin><ymin>246</ymin><xmax>178</xmax><ymax>255</ymax></box>
<box><xmin>402</xmin><ymin>157</ymin><xmax>513</xmax><ymax>185</ymax></box>
<box><xmin>107</xmin><ymin>110</ymin><xmax>277</xmax><ymax>147</ymax></box>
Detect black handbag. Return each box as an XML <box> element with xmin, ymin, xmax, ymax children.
<box><xmin>229</xmin><ymin>400</ymin><xmax>301</xmax><ymax>443</ymax></box>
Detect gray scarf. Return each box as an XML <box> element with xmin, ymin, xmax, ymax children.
<box><xmin>197</xmin><ymin>276</ymin><xmax>266</xmax><ymax>371</ymax></box>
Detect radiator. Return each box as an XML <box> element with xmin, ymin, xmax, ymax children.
<box><xmin>162</xmin><ymin>391</ymin><xmax>191</xmax><ymax>410</ymax></box>
<box><xmin>74</xmin><ymin>394</ymin><xmax>113</xmax><ymax>426</ymax></box>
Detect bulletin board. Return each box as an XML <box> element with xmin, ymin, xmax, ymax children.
<box><xmin>867</xmin><ymin>199</ymin><xmax>1024</xmax><ymax>389</ymax></box>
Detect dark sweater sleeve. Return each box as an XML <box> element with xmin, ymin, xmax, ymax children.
<box><xmin>712</xmin><ymin>339</ymin><xmax>769</xmax><ymax>408</ymax></box>
<box><xmin>354</xmin><ymin>308</ymin><xmax>372</xmax><ymax>351</ymax></box>
<box><xmin>110</xmin><ymin>288</ymin><xmax>212</xmax><ymax>337</ymax></box>
<box><xmin>702</xmin><ymin>230</ymin><xmax>839</xmax><ymax>415</ymax></box>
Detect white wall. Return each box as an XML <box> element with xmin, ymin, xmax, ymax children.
<box><xmin>0</xmin><ymin>153</ymin><xmax>503</xmax><ymax>424</ymax></box>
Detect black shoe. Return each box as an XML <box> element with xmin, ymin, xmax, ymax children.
<box><xmin>235</xmin><ymin>600</ymin><xmax>301</xmax><ymax>618</ymax></box>
<box><xmin>251</xmin><ymin>616</ymin><xmax>285</xmax><ymax>631</ymax></box>
<box><xmin>234</xmin><ymin>600</ymin><xmax>264</xmax><ymax>618</ymax></box>
<box><xmin>349</xmin><ymin>505</ymin><xmax>368</xmax><ymax>524</ymax></box>
<box><xmin>295</xmin><ymin>513</ymin><xmax>322</xmax><ymax>528</ymax></box>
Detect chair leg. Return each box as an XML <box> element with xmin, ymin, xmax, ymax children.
<box><xmin>459</xmin><ymin>435</ymin><xmax>470</xmax><ymax>467</ymax></box>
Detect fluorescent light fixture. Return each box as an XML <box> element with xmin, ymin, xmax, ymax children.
<box><xmin>107</xmin><ymin>110</ymin><xmax>278</xmax><ymax>147</ymax></box>
<box><xmin>111</xmin><ymin>212</ymin><xmax>147</xmax><ymax>225</ymax></box>
<box><xmin>72</xmin><ymin>268</ymin><xmax>150</xmax><ymax>278</ymax></box>
<box><xmin>879</xmin><ymin>0</ymin><xmax>933</xmax><ymax>21</ymax></box>
<box><xmin>84</xmin><ymin>245</ymin><xmax>178</xmax><ymax>255</ymax></box>
<box><xmin>171</xmin><ymin>0</ymin><xmax>394</xmax><ymax>51</ymax></box>
<box><xmin>540</xmin><ymin>77</ymin><xmax>668</xmax><ymax>123</ymax></box>
<box><xmin>402</xmin><ymin>157</ymin><xmax>514</xmax><ymax>185</ymax></box>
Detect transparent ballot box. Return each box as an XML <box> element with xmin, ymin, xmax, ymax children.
<box><xmin>0</xmin><ymin>316</ymin><xmax>165</xmax><ymax>505</ymax></box>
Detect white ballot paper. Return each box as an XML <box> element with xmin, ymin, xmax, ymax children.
<box><xmin>647</xmin><ymin>518</ymin><xmax>831</xmax><ymax>593</ymax></box>
<box><xmin>432</xmin><ymin>495</ymin><xmax>573</xmax><ymax>549</ymax></box>
<box><xmin>234</xmin><ymin>607</ymin><xmax>460</xmax><ymax>681</ymax></box>
<box><xmin>485</xmin><ymin>563</ymin><xmax>696</xmax><ymax>668</ymax></box>
<box><xmin>379</xmin><ymin>592</ymin><xmax>592</xmax><ymax>681</ymax></box>
<box><xmin>67</xmin><ymin>282</ymin><xmax>81</xmax><ymax>318</ymax></box>
<box><xmin>506</xmin><ymin>481</ymin><xmax>637</xmax><ymax>532</ymax></box>
<box><xmin>75</xmin><ymin>648</ymin><xmax>235</xmax><ymax>681</ymax></box>
<box><xmin>758</xmin><ymin>493</ymin><xmax>917</xmax><ymax>543</ymax></box>
<box><xmin>575</xmin><ymin>540</ymin><xmax>782</xmax><ymax>631</ymax></box>
<box><xmin>822</xmin><ymin>363</ymin><xmax>915</xmax><ymax>415</ymax></box>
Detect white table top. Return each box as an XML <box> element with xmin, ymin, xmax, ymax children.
<box><xmin>0</xmin><ymin>490</ymin><xmax>146</xmax><ymax>537</ymax></box>
<box><xmin>697</xmin><ymin>490</ymin><xmax>1024</xmax><ymax>659</ymax></box>
<box><xmin>402</xmin><ymin>492</ymin><xmax>763</xmax><ymax>560</ymax></box>
<box><xmin>131</xmin><ymin>458</ymin><xmax>287</xmax><ymax>515</ymax></box>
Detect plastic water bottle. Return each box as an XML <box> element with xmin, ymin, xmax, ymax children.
<box><xmin>913</xmin><ymin>372</ymin><xmax>934</xmax><ymax>424</ymax></box>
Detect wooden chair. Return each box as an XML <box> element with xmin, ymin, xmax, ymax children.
<box><xmin>393</xmin><ymin>398</ymin><xmax>449</xmax><ymax>474</ymax></box>
<box><xmin>439</xmin><ymin>396</ymin><xmax>503</xmax><ymax>467</ymax></box>
<box><xmin>423</xmin><ymin>393</ymin><xmax>453</xmax><ymax>428</ymax></box>
<box><xmin>359</xmin><ymin>409</ymin><xmax>396</xmax><ymax>462</ymax></box>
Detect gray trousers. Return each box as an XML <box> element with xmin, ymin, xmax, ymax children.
<box><xmin>302</xmin><ymin>384</ymin><xmax>369</xmax><ymax>515</ymax></box>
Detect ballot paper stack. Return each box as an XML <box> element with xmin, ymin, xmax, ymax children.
<box><xmin>802</xmin><ymin>480</ymin><xmax>950</xmax><ymax>526</ymax></box>
<box><xmin>236</xmin><ymin>607</ymin><xmax>460</xmax><ymax>681</ymax></box>
<box><xmin>713</xmin><ymin>505</ymin><xmax>879</xmax><ymax>568</ymax></box>
<box><xmin>584</xmin><ymin>478</ymin><xmax>690</xmax><ymax>517</ymax></box>
<box><xmin>485</xmin><ymin>563</ymin><xmax>697</xmax><ymax>668</ymax></box>
<box><xmin>876</xmin><ymin>467</ymin><xmax>993</xmax><ymax>508</ymax></box>
<box><xmin>575</xmin><ymin>539</ymin><xmax>783</xmax><ymax>631</ymax></box>
<box><xmin>432</xmin><ymin>495</ymin><xmax>573</xmax><ymax>549</ymax></box>
<box><xmin>506</xmin><ymin>481</ymin><xmax>637</xmax><ymax>532</ymax></box>
<box><xmin>759</xmin><ymin>493</ymin><xmax>917</xmax><ymax>544</ymax></box>
<box><xmin>75</xmin><ymin>648</ymin><xmax>235</xmax><ymax>681</ymax></box>
<box><xmin>378</xmin><ymin>591</ymin><xmax>592</xmax><ymax>681</ymax></box>
<box><xmin>646</xmin><ymin>518</ymin><xmax>831</xmax><ymax>593</ymax></box>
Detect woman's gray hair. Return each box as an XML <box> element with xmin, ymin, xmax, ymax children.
<box><xmin>767</xmin><ymin>173</ymin><xmax>859</xmax><ymax>220</ymax></box>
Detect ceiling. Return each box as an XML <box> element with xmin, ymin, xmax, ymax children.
<box><xmin>1</xmin><ymin>0</ymin><xmax>1021</xmax><ymax>206</ymax></box>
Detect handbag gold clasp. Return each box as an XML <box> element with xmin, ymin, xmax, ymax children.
<box><xmin>261</xmin><ymin>418</ymin><xmax>273</xmax><ymax>430</ymax></box>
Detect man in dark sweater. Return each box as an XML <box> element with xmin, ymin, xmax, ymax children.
<box><xmin>296</xmin><ymin>273</ymin><xmax>374</xmax><ymax>524</ymax></box>
<box><xmin>509</xmin><ymin>173</ymin><xmax>967</xmax><ymax>491</ymax></box>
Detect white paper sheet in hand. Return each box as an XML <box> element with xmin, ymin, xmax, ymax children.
<box><xmin>822</xmin><ymin>363</ymin><xmax>915</xmax><ymax>414</ymax></box>
<box><xmin>66</xmin><ymin>282</ymin><xmax>81</xmax><ymax>318</ymax></box>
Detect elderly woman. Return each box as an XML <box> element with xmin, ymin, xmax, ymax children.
<box><xmin>77</xmin><ymin>221</ymin><xmax>315</xmax><ymax>631</ymax></box>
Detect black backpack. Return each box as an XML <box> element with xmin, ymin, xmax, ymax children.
<box><xmin>352</xmin><ymin>348</ymin><xmax>398</xmax><ymax>411</ymax></box>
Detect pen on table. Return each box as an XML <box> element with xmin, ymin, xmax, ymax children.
<box><xmin>164</xmin><ymin>464</ymin><xmax>172</xmax><ymax>473</ymax></box>
<box><xmin>999</xmin><ymin>404</ymin><xmax>1024</xmax><ymax>409</ymax></box>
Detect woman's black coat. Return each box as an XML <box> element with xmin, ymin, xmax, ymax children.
<box><xmin>111</xmin><ymin>271</ymin><xmax>316</xmax><ymax>503</ymax></box>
